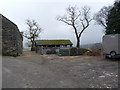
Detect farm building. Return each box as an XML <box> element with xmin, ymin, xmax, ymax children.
<box><xmin>35</xmin><ymin>40</ymin><xmax>73</xmax><ymax>54</ymax></box>
<box><xmin>1</xmin><ymin>14</ymin><xmax>23</xmax><ymax>56</ymax></box>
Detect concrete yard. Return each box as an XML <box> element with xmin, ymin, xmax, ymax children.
<box><xmin>2</xmin><ymin>51</ymin><xmax>119</xmax><ymax>88</ymax></box>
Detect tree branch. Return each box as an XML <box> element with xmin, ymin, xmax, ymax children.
<box><xmin>57</xmin><ymin>6</ymin><xmax>92</xmax><ymax>47</ymax></box>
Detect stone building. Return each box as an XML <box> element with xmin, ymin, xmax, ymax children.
<box><xmin>1</xmin><ymin>14</ymin><xmax>23</xmax><ymax>56</ymax></box>
<box><xmin>35</xmin><ymin>40</ymin><xmax>73</xmax><ymax>54</ymax></box>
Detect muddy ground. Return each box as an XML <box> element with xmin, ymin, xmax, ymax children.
<box><xmin>2</xmin><ymin>51</ymin><xmax>119</xmax><ymax>88</ymax></box>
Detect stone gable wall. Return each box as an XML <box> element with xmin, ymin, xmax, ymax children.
<box><xmin>2</xmin><ymin>15</ymin><xmax>23</xmax><ymax>56</ymax></box>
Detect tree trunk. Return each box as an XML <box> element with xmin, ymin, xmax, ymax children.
<box><xmin>31</xmin><ymin>40</ymin><xmax>35</xmax><ymax>51</ymax></box>
<box><xmin>76</xmin><ymin>38</ymin><xmax>80</xmax><ymax>48</ymax></box>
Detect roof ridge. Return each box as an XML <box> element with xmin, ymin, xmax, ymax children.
<box><xmin>35</xmin><ymin>39</ymin><xmax>73</xmax><ymax>45</ymax></box>
<box><xmin>36</xmin><ymin>39</ymin><xmax>70</xmax><ymax>41</ymax></box>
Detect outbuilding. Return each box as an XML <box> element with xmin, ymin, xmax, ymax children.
<box><xmin>1</xmin><ymin>14</ymin><xmax>23</xmax><ymax>56</ymax></box>
<box><xmin>35</xmin><ymin>40</ymin><xmax>73</xmax><ymax>54</ymax></box>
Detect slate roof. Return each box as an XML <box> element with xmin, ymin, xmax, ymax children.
<box><xmin>35</xmin><ymin>40</ymin><xmax>73</xmax><ymax>46</ymax></box>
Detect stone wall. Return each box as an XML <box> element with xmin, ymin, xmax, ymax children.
<box><xmin>2</xmin><ymin>15</ymin><xmax>23</xmax><ymax>56</ymax></box>
<box><xmin>36</xmin><ymin>46</ymin><xmax>58</xmax><ymax>54</ymax></box>
<box><xmin>59</xmin><ymin>48</ymin><xmax>70</xmax><ymax>56</ymax></box>
<box><xmin>58</xmin><ymin>47</ymin><xmax>89</xmax><ymax>56</ymax></box>
<box><xmin>0</xmin><ymin>14</ymin><xmax>2</xmax><ymax>55</ymax></box>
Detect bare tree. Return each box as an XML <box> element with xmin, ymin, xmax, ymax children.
<box><xmin>94</xmin><ymin>6</ymin><xmax>112</xmax><ymax>28</ymax></box>
<box><xmin>57</xmin><ymin>6</ymin><xmax>92</xmax><ymax>48</ymax></box>
<box><xmin>24</xmin><ymin>19</ymin><xmax>42</xmax><ymax>51</ymax></box>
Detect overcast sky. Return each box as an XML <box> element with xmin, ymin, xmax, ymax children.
<box><xmin>0</xmin><ymin>0</ymin><xmax>115</xmax><ymax>47</ymax></box>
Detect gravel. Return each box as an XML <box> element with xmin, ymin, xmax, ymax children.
<box><xmin>2</xmin><ymin>51</ymin><xmax>119</xmax><ymax>88</ymax></box>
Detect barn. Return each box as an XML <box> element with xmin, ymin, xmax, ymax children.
<box><xmin>1</xmin><ymin>14</ymin><xmax>23</xmax><ymax>56</ymax></box>
<box><xmin>35</xmin><ymin>40</ymin><xmax>73</xmax><ymax>54</ymax></box>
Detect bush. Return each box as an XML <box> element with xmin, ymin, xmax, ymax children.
<box><xmin>77</xmin><ymin>48</ymin><xmax>89</xmax><ymax>55</ymax></box>
<box><xmin>70</xmin><ymin>47</ymin><xmax>89</xmax><ymax>56</ymax></box>
<box><xmin>70</xmin><ymin>47</ymin><xmax>77</xmax><ymax>56</ymax></box>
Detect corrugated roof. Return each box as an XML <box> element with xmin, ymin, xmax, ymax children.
<box><xmin>35</xmin><ymin>40</ymin><xmax>73</xmax><ymax>45</ymax></box>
